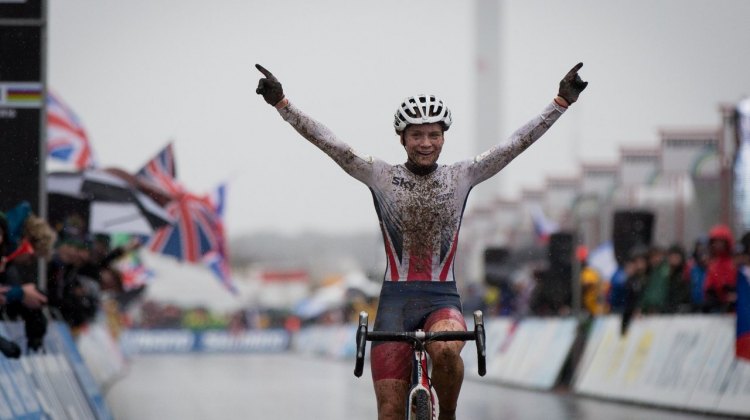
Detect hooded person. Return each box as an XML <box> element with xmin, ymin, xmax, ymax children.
<box><xmin>704</xmin><ymin>224</ymin><xmax>737</xmax><ymax>312</ymax></box>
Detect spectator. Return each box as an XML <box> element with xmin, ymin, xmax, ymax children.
<box><xmin>578</xmin><ymin>246</ymin><xmax>605</xmax><ymax>316</ymax></box>
<box><xmin>622</xmin><ymin>245</ymin><xmax>649</xmax><ymax>335</ymax></box>
<box><xmin>640</xmin><ymin>246</ymin><xmax>669</xmax><ymax>314</ymax></box>
<box><xmin>665</xmin><ymin>244</ymin><xmax>691</xmax><ymax>313</ymax></box>
<box><xmin>78</xmin><ymin>235</ymin><xmax>141</xmax><ymax>284</ymax></box>
<box><xmin>47</xmin><ymin>236</ymin><xmax>100</xmax><ymax>331</ymax></box>
<box><xmin>0</xmin><ymin>208</ymin><xmax>56</xmax><ymax>352</ymax></box>
<box><xmin>608</xmin><ymin>265</ymin><xmax>628</xmax><ymax>313</ymax></box>
<box><xmin>704</xmin><ymin>224</ymin><xmax>737</xmax><ymax>313</ymax></box>
<box><xmin>689</xmin><ymin>238</ymin><xmax>709</xmax><ymax>311</ymax></box>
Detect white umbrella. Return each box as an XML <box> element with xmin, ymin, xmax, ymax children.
<box><xmin>141</xmin><ymin>251</ymin><xmax>243</xmax><ymax>312</ymax></box>
<box><xmin>48</xmin><ymin>170</ymin><xmax>172</xmax><ymax>234</ymax></box>
<box><xmin>293</xmin><ymin>284</ymin><xmax>346</xmax><ymax>319</ymax></box>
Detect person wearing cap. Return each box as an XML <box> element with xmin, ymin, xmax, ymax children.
<box><xmin>255</xmin><ymin>63</ymin><xmax>587</xmax><ymax>419</ymax></box>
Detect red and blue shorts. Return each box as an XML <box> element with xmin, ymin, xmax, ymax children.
<box><xmin>370</xmin><ymin>281</ymin><xmax>466</xmax><ymax>382</ymax></box>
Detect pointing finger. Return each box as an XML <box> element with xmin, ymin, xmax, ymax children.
<box><xmin>255</xmin><ymin>64</ymin><xmax>277</xmax><ymax>81</ymax></box>
<box><xmin>566</xmin><ymin>62</ymin><xmax>584</xmax><ymax>78</ymax></box>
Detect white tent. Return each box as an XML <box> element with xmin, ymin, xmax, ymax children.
<box><xmin>141</xmin><ymin>251</ymin><xmax>247</xmax><ymax>313</ymax></box>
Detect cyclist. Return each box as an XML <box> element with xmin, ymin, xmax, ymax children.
<box><xmin>256</xmin><ymin>63</ymin><xmax>587</xmax><ymax>420</ymax></box>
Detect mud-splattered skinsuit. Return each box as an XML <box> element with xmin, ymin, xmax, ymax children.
<box><xmin>278</xmin><ymin>100</ymin><xmax>566</xmax><ymax>380</ymax></box>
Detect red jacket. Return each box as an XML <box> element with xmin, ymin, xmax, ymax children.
<box><xmin>704</xmin><ymin>224</ymin><xmax>737</xmax><ymax>304</ymax></box>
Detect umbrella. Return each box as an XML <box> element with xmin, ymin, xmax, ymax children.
<box><xmin>293</xmin><ymin>285</ymin><xmax>347</xmax><ymax>320</ymax></box>
<box><xmin>47</xmin><ymin>170</ymin><xmax>172</xmax><ymax>235</ymax></box>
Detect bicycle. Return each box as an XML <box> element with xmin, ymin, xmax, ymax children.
<box><xmin>353</xmin><ymin>310</ymin><xmax>487</xmax><ymax>420</ymax></box>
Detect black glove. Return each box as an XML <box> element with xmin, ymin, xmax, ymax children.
<box><xmin>558</xmin><ymin>62</ymin><xmax>588</xmax><ymax>105</ymax></box>
<box><xmin>255</xmin><ymin>64</ymin><xmax>285</xmax><ymax>106</ymax></box>
<box><xmin>0</xmin><ymin>335</ymin><xmax>21</xmax><ymax>358</ymax></box>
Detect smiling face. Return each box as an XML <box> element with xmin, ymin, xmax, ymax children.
<box><xmin>402</xmin><ymin>123</ymin><xmax>445</xmax><ymax>168</ymax></box>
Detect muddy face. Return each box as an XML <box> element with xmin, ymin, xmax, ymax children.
<box><xmin>402</xmin><ymin>123</ymin><xmax>444</xmax><ymax>169</ymax></box>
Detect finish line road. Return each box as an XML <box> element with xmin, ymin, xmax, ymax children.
<box><xmin>106</xmin><ymin>354</ymin><xmax>733</xmax><ymax>420</ymax></box>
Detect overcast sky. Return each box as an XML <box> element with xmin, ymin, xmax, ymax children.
<box><xmin>48</xmin><ymin>0</ymin><xmax>750</xmax><ymax>237</ymax></box>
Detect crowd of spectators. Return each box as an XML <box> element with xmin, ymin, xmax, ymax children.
<box><xmin>1</xmin><ymin>201</ymin><xmax>143</xmax><ymax>357</ymax></box>
<box><xmin>475</xmin><ymin>223</ymin><xmax>747</xmax><ymax>328</ymax></box>
<box><xmin>610</xmin><ymin>224</ymin><xmax>745</xmax><ymax>334</ymax></box>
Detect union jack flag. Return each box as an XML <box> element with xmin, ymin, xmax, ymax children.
<box><xmin>46</xmin><ymin>91</ymin><xmax>96</xmax><ymax>170</ymax></box>
<box><xmin>139</xmin><ymin>144</ymin><xmax>235</xmax><ymax>292</ymax></box>
<box><xmin>148</xmin><ymin>193</ymin><xmax>219</xmax><ymax>262</ymax></box>
<box><xmin>207</xmin><ymin>183</ymin><xmax>236</xmax><ymax>293</ymax></box>
<box><xmin>148</xmin><ymin>189</ymin><xmax>236</xmax><ymax>293</ymax></box>
<box><xmin>136</xmin><ymin>143</ymin><xmax>183</xmax><ymax>198</ymax></box>
<box><xmin>203</xmin><ymin>250</ymin><xmax>237</xmax><ymax>294</ymax></box>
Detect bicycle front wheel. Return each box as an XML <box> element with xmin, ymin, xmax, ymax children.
<box><xmin>410</xmin><ymin>388</ymin><xmax>432</xmax><ymax>420</ymax></box>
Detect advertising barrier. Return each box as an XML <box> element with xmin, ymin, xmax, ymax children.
<box><xmin>119</xmin><ymin>329</ymin><xmax>291</xmax><ymax>354</ymax></box>
<box><xmin>463</xmin><ymin>317</ymin><xmax>578</xmax><ymax>390</ymax></box>
<box><xmin>76</xmin><ymin>323</ymin><xmax>127</xmax><ymax>389</ymax></box>
<box><xmin>87</xmin><ymin>313</ymin><xmax>748</xmax><ymax>417</ymax></box>
<box><xmin>573</xmin><ymin>314</ymin><xmax>750</xmax><ymax>417</ymax></box>
<box><xmin>290</xmin><ymin>317</ymin><xmax>578</xmax><ymax>391</ymax></box>
<box><xmin>292</xmin><ymin>325</ymin><xmax>357</xmax><ymax>359</ymax></box>
<box><xmin>290</xmin><ymin>314</ymin><xmax>749</xmax><ymax>416</ymax></box>
<box><xmin>0</xmin><ymin>320</ymin><xmax>114</xmax><ymax>420</ymax></box>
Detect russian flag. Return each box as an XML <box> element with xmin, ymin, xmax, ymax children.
<box><xmin>530</xmin><ymin>204</ymin><xmax>559</xmax><ymax>244</ymax></box>
<box><xmin>738</xmin><ymin>266</ymin><xmax>750</xmax><ymax>360</ymax></box>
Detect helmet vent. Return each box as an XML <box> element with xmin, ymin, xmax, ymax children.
<box><xmin>393</xmin><ymin>94</ymin><xmax>452</xmax><ymax>133</ymax></box>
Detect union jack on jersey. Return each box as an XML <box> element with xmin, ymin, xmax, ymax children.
<box><xmin>46</xmin><ymin>91</ymin><xmax>96</xmax><ymax>170</ymax></box>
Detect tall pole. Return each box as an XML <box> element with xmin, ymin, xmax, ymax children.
<box><xmin>0</xmin><ymin>0</ymin><xmax>47</xmax><ymax>287</ymax></box>
<box><xmin>721</xmin><ymin>104</ymin><xmax>737</xmax><ymax>231</ymax></box>
<box><xmin>475</xmin><ymin>0</ymin><xmax>502</xmax><ymax>194</ymax></box>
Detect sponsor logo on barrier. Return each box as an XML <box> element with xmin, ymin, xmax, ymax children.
<box><xmin>121</xmin><ymin>330</ymin><xmax>292</xmax><ymax>354</ymax></box>
<box><xmin>201</xmin><ymin>331</ymin><xmax>290</xmax><ymax>352</ymax></box>
<box><xmin>122</xmin><ymin>331</ymin><xmax>196</xmax><ymax>353</ymax></box>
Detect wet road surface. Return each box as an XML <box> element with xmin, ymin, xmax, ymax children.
<box><xmin>105</xmin><ymin>354</ymin><xmax>736</xmax><ymax>420</ymax></box>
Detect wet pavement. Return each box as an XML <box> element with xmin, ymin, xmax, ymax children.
<box><xmin>106</xmin><ymin>354</ymin><xmax>736</xmax><ymax>420</ymax></box>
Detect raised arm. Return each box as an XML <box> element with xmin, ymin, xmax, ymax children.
<box><xmin>255</xmin><ymin>64</ymin><xmax>375</xmax><ymax>183</ymax></box>
<box><xmin>468</xmin><ymin>63</ymin><xmax>588</xmax><ymax>186</ymax></box>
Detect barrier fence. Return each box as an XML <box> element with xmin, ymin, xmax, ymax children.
<box><xmin>118</xmin><ymin>329</ymin><xmax>291</xmax><ymax>355</ymax></box>
<box><xmin>2</xmin><ymin>314</ymin><xmax>747</xmax><ymax>418</ymax></box>
<box><xmin>290</xmin><ymin>314</ymin><xmax>750</xmax><ymax>417</ymax></box>
<box><xmin>574</xmin><ymin>315</ymin><xmax>750</xmax><ymax>417</ymax></box>
<box><xmin>0</xmin><ymin>321</ymin><xmax>113</xmax><ymax>420</ymax></box>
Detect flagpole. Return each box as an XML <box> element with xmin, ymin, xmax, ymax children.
<box><xmin>37</xmin><ymin>0</ymin><xmax>48</xmax><ymax>291</ymax></box>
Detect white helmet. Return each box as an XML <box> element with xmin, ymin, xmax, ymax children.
<box><xmin>393</xmin><ymin>94</ymin><xmax>452</xmax><ymax>133</ymax></box>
